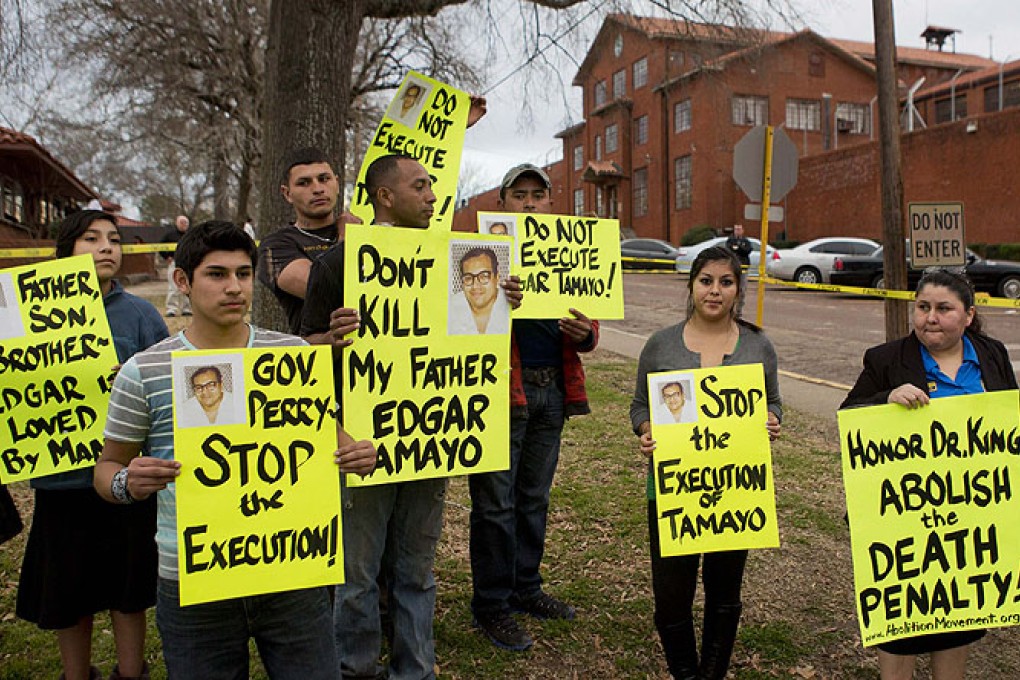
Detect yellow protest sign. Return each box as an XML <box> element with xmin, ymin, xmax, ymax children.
<box><xmin>479</xmin><ymin>211</ymin><xmax>624</xmax><ymax>320</ymax></box>
<box><xmin>172</xmin><ymin>346</ymin><xmax>344</xmax><ymax>606</ymax></box>
<box><xmin>342</xmin><ymin>223</ymin><xmax>510</xmax><ymax>486</ymax></box>
<box><xmin>0</xmin><ymin>256</ymin><xmax>118</xmax><ymax>483</ymax></box>
<box><xmin>838</xmin><ymin>391</ymin><xmax>1020</xmax><ymax>646</ymax></box>
<box><xmin>650</xmin><ymin>364</ymin><xmax>778</xmax><ymax>557</ymax></box>
<box><xmin>350</xmin><ymin>71</ymin><xmax>470</xmax><ymax>230</ymax></box>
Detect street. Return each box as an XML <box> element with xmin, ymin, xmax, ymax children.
<box><xmin>604</xmin><ymin>273</ymin><xmax>1020</xmax><ymax>389</ymax></box>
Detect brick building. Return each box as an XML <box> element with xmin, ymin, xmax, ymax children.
<box><xmin>453</xmin><ymin>15</ymin><xmax>998</xmax><ymax>243</ymax></box>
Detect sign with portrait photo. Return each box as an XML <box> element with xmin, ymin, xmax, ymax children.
<box><xmin>349</xmin><ymin>71</ymin><xmax>471</xmax><ymax>231</ymax></box>
<box><xmin>171</xmin><ymin>346</ymin><xmax>344</xmax><ymax>606</ymax></box>
<box><xmin>649</xmin><ymin>364</ymin><xmax>779</xmax><ymax>557</ymax></box>
<box><xmin>342</xmin><ymin>223</ymin><xmax>511</xmax><ymax>486</ymax></box>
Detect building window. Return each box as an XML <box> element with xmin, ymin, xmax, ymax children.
<box><xmin>983</xmin><ymin>81</ymin><xmax>1020</xmax><ymax>112</ymax></box>
<box><xmin>785</xmin><ymin>98</ymin><xmax>821</xmax><ymax>131</ymax></box>
<box><xmin>596</xmin><ymin>188</ymin><xmax>605</xmax><ymax>217</ymax></box>
<box><xmin>674</xmin><ymin>99</ymin><xmax>692</xmax><ymax>133</ymax></box>
<box><xmin>595</xmin><ymin>135</ymin><xmax>603</xmax><ymax>160</ymax></box>
<box><xmin>674</xmin><ymin>156</ymin><xmax>692</xmax><ymax>210</ymax></box>
<box><xmin>808</xmin><ymin>51</ymin><xmax>825</xmax><ymax>77</ymax></box>
<box><xmin>835</xmin><ymin>102</ymin><xmax>870</xmax><ymax>134</ymax></box>
<box><xmin>573</xmin><ymin>145</ymin><xmax>583</xmax><ymax>171</ymax></box>
<box><xmin>732</xmin><ymin>95</ymin><xmax>768</xmax><ymax>126</ymax></box>
<box><xmin>633</xmin><ymin>167</ymin><xmax>648</xmax><ymax>217</ymax></box>
<box><xmin>612</xmin><ymin>69</ymin><xmax>626</xmax><ymax>99</ymax></box>
<box><xmin>669</xmin><ymin>50</ymin><xmax>684</xmax><ymax>70</ymax></box>
<box><xmin>574</xmin><ymin>188</ymin><xmax>584</xmax><ymax>216</ymax></box>
<box><xmin>605</xmin><ymin>124</ymin><xmax>618</xmax><ymax>153</ymax></box>
<box><xmin>934</xmin><ymin>97</ymin><xmax>968</xmax><ymax>123</ymax></box>
<box><xmin>594</xmin><ymin>80</ymin><xmax>607</xmax><ymax>108</ymax></box>
<box><xmin>633</xmin><ymin>57</ymin><xmax>648</xmax><ymax>89</ymax></box>
<box><xmin>633</xmin><ymin>115</ymin><xmax>648</xmax><ymax>145</ymax></box>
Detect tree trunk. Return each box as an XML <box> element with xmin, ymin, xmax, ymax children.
<box><xmin>255</xmin><ymin>0</ymin><xmax>363</xmax><ymax>330</ymax></box>
<box><xmin>213</xmin><ymin>154</ymin><xmax>231</xmax><ymax>220</ymax></box>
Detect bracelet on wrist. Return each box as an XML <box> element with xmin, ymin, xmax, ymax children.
<box><xmin>111</xmin><ymin>467</ymin><xmax>136</xmax><ymax>504</ymax></box>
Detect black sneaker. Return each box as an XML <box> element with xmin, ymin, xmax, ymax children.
<box><xmin>473</xmin><ymin>610</ymin><xmax>534</xmax><ymax>651</ymax></box>
<box><xmin>510</xmin><ymin>592</ymin><xmax>576</xmax><ymax>621</ymax></box>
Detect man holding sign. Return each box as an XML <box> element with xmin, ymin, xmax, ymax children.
<box><xmin>95</xmin><ymin>221</ymin><xmax>376</xmax><ymax>679</ymax></box>
<box><xmin>468</xmin><ymin>163</ymin><xmax>599</xmax><ymax>651</ymax></box>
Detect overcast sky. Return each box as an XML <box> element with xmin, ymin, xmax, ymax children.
<box><xmin>461</xmin><ymin>0</ymin><xmax>1020</xmax><ymax>192</ymax></box>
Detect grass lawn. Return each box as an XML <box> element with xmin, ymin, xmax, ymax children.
<box><xmin>3</xmin><ymin>348</ymin><xmax>1019</xmax><ymax>678</ymax></box>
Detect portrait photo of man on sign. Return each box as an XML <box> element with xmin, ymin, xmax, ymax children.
<box><xmin>651</xmin><ymin>374</ymin><xmax>698</xmax><ymax>425</ymax></box>
<box><xmin>387</xmin><ymin>79</ymin><xmax>430</xmax><ymax>128</ymax></box>
<box><xmin>176</xmin><ymin>360</ymin><xmax>246</xmax><ymax>428</ymax></box>
<box><xmin>448</xmin><ymin>241</ymin><xmax>512</xmax><ymax>336</ymax></box>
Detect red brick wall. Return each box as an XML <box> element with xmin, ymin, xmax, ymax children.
<box><xmin>452</xmin><ymin>160</ymin><xmax>569</xmax><ymax>232</ymax></box>
<box><xmin>785</xmin><ymin>107</ymin><xmax>1020</xmax><ymax>245</ymax></box>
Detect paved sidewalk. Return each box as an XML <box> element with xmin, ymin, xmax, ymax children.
<box><xmin>597</xmin><ymin>325</ymin><xmax>848</xmax><ymax>421</ymax></box>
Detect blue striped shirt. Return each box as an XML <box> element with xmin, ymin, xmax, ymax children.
<box><xmin>103</xmin><ymin>325</ymin><xmax>304</xmax><ymax>580</ymax></box>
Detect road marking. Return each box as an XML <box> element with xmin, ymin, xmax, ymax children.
<box><xmin>779</xmin><ymin>369</ymin><xmax>852</xmax><ymax>391</ymax></box>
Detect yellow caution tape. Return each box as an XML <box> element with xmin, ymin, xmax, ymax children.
<box><xmin>759</xmin><ymin>276</ymin><xmax>1020</xmax><ymax>308</ymax></box>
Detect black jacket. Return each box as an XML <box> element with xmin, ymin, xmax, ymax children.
<box><xmin>841</xmin><ymin>330</ymin><xmax>1018</xmax><ymax>409</ymax></box>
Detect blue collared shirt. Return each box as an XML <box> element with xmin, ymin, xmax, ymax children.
<box><xmin>919</xmin><ymin>334</ymin><xmax>984</xmax><ymax>399</ymax></box>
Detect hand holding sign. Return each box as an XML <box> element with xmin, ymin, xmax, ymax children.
<box><xmin>126</xmin><ymin>455</ymin><xmax>182</xmax><ymax>500</ymax></box>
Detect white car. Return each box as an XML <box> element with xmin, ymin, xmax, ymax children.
<box><xmin>675</xmin><ymin>236</ymin><xmax>775</xmax><ymax>276</ymax></box>
<box><xmin>766</xmin><ymin>237</ymin><xmax>879</xmax><ymax>284</ymax></box>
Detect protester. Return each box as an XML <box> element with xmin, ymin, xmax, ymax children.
<box><xmin>300</xmin><ymin>154</ymin><xmax>443</xmax><ymax>679</ymax></box>
<box><xmin>630</xmin><ymin>246</ymin><xmax>782</xmax><ymax>680</ymax></box>
<box><xmin>161</xmin><ymin>215</ymin><xmax>191</xmax><ymax>317</ymax></box>
<box><xmin>257</xmin><ymin>147</ymin><xmax>350</xmax><ymax>334</ymax></box>
<box><xmin>94</xmin><ymin>221</ymin><xmax>376</xmax><ymax>679</ymax></box>
<box><xmin>841</xmin><ymin>269</ymin><xmax>1017</xmax><ymax>680</ymax></box>
<box><xmin>467</xmin><ymin>163</ymin><xmax>598</xmax><ymax>652</ymax></box>
<box><xmin>17</xmin><ymin>209</ymin><xmax>169</xmax><ymax>680</ymax></box>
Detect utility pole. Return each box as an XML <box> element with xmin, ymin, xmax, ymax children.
<box><xmin>872</xmin><ymin>0</ymin><xmax>910</xmax><ymax>340</ymax></box>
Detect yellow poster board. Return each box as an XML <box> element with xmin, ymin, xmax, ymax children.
<box><xmin>478</xmin><ymin>211</ymin><xmax>624</xmax><ymax>320</ymax></box>
<box><xmin>0</xmin><ymin>256</ymin><xmax>118</xmax><ymax>483</ymax></box>
<box><xmin>650</xmin><ymin>364</ymin><xmax>778</xmax><ymax>556</ymax></box>
<box><xmin>172</xmin><ymin>346</ymin><xmax>343</xmax><ymax>606</ymax></box>
<box><xmin>350</xmin><ymin>71</ymin><xmax>470</xmax><ymax>230</ymax></box>
<box><xmin>839</xmin><ymin>391</ymin><xmax>1020</xmax><ymax>646</ymax></box>
<box><xmin>342</xmin><ymin>223</ymin><xmax>510</xmax><ymax>486</ymax></box>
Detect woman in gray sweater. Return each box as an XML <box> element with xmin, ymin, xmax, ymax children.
<box><xmin>630</xmin><ymin>246</ymin><xmax>782</xmax><ymax>680</ymax></box>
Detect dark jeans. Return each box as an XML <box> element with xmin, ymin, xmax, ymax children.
<box><xmin>469</xmin><ymin>379</ymin><xmax>565</xmax><ymax>615</ymax></box>
<box><xmin>647</xmin><ymin>500</ymin><xmax>747</xmax><ymax>629</ymax></box>
<box><xmin>156</xmin><ymin>578</ymin><xmax>337</xmax><ymax>680</ymax></box>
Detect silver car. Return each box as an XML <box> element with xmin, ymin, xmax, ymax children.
<box><xmin>675</xmin><ymin>236</ymin><xmax>775</xmax><ymax>276</ymax></box>
<box><xmin>765</xmin><ymin>237</ymin><xmax>879</xmax><ymax>284</ymax></box>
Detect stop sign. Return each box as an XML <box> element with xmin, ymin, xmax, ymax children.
<box><xmin>733</xmin><ymin>126</ymin><xmax>798</xmax><ymax>202</ymax></box>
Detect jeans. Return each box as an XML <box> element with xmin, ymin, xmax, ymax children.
<box><xmin>469</xmin><ymin>379</ymin><xmax>566</xmax><ymax>615</ymax></box>
<box><xmin>334</xmin><ymin>477</ymin><xmax>447</xmax><ymax>680</ymax></box>
<box><xmin>155</xmin><ymin>578</ymin><xmax>337</xmax><ymax>680</ymax></box>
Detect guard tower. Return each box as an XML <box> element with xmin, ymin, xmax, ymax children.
<box><xmin>921</xmin><ymin>26</ymin><xmax>959</xmax><ymax>53</ymax></box>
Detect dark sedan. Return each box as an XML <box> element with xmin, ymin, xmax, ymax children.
<box><xmin>620</xmin><ymin>238</ymin><xmax>685</xmax><ymax>271</ymax></box>
<box><xmin>830</xmin><ymin>247</ymin><xmax>1020</xmax><ymax>299</ymax></box>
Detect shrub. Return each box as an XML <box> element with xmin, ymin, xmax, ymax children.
<box><xmin>680</xmin><ymin>225</ymin><xmax>716</xmax><ymax>246</ymax></box>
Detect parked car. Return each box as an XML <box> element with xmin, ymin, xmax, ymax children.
<box><xmin>675</xmin><ymin>236</ymin><xmax>775</xmax><ymax>275</ymax></box>
<box><xmin>830</xmin><ymin>247</ymin><xmax>1020</xmax><ymax>299</ymax></box>
<box><xmin>766</xmin><ymin>237</ymin><xmax>880</xmax><ymax>284</ymax></box>
<box><xmin>620</xmin><ymin>238</ymin><xmax>686</xmax><ymax>270</ymax></box>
